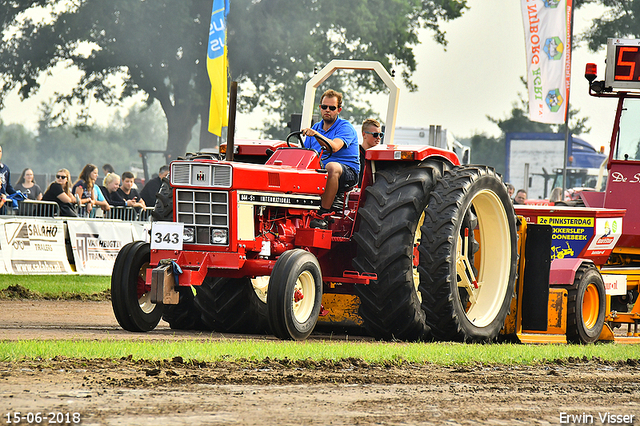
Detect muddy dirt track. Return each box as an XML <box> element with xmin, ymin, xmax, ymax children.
<box><xmin>1</xmin><ymin>300</ymin><xmax>640</xmax><ymax>425</ymax></box>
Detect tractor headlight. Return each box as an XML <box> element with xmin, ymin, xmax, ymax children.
<box><xmin>183</xmin><ymin>226</ymin><xmax>195</xmax><ymax>243</ymax></box>
<box><xmin>211</xmin><ymin>228</ymin><xmax>228</xmax><ymax>245</ymax></box>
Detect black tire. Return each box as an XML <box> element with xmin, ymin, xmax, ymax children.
<box><xmin>565</xmin><ymin>263</ymin><xmax>606</xmax><ymax>344</ymax></box>
<box><xmin>267</xmin><ymin>249</ymin><xmax>322</xmax><ymax>340</ymax></box>
<box><xmin>420</xmin><ymin>166</ymin><xmax>517</xmax><ymax>342</ymax></box>
<box><xmin>161</xmin><ymin>286</ymin><xmax>206</xmax><ymax>330</ymax></box>
<box><xmin>151</xmin><ymin>177</ymin><xmax>173</xmax><ymax>222</ymax></box>
<box><xmin>352</xmin><ymin>164</ymin><xmax>440</xmax><ymax>341</ymax></box>
<box><xmin>111</xmin><ymin>241</ymin><xmax>162</xmax><ymax>332</ymax></box>
<box><xmin>194</xmin><ymin>276</ymin><xmax>268</xmax><ymax>333</ymax></box>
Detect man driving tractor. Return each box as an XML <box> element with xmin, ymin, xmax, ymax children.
<box><xmin>301</xmin><ymin>89</ymin><xmax>359</xmax><ymax>229</ymax></box>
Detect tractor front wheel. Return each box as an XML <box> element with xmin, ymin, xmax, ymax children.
<box><xmin>267</xmin><ymin>249</ymin><xmax>322</xmax><ymax>340</ymax></box>
<box><xmin>111</xmin><ymin>241</ymin><xmax>162</xmax><ymax>332</ymax></box>
<box><xmin>566</xmin><ymin>264</ymin><xmax>606</xmax><ymax>344</ymax></box>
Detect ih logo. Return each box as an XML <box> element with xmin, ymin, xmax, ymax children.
<box><xmin>196</xmin><ymin>171</ymin><xmax>206</xmax><ymax>181</ymax></box>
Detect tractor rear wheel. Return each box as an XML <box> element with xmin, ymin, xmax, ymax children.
<box><xmin>111</xmin><ymin>241</ymin><xmax>162</xmax><ymax>332</ymax></box>
<box><xmin>267</xmin><ymin>249</ymin><xmax>322</xmax><ymax>340</ymax></box>
<box><xmin>194</xmin><ymin>276</ymin><xmax>268</xmax><ymax>333</ymax></box>
<box><xmin>352</xmin><ymin>164</ymin><xmax>440</xmax><ymax>341</ymax></box>
<box><xmin>420</xmin><ymin>166</ymin><xmax>517</xmax><ymax>342</ymax></box>
<box><xmin>566</xmin><ymin>264</ymin><xmax>605</xmax><ymax>344</ymax></box>
<box><xmin>161</xmin><ymin>287</ymin><xmax>206</xmax><ymax>330</ymax></box>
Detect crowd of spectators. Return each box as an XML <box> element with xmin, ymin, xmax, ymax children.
<box><xmin>0</xmin><ymin>150</ymin><xmax>168</xmax><ymax>219</ymax></box>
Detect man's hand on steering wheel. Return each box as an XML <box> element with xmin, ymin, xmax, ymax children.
<box><xmin>300</xmin><ymin>128</ymin><xmax>334</xmax><ymax>157</ymax></box>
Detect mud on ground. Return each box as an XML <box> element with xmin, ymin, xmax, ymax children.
<box><xmin>1</xmin><ymin>300</ymin><xmax>639</xmax><ymax>425</ymax></box>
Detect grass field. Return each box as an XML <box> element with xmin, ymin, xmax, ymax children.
<box><xmin>1</xmin><ymin>339</ymin><xmax>639</xmax><ymax>365</ymax></box>
<box><xmin>1</xmin><ymin>275</ymin><xmax>639</xmax><ymax>364</ymax></box>
<box><xmin>0</xmin><ymin>274</ymin><xmax>109</xmax><ymax>300</ymax></box>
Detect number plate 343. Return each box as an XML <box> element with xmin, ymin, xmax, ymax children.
<box><xmin>150</xmin><ymin>222</ymin><xmax>184</xmax><ymax>250</ymax></box>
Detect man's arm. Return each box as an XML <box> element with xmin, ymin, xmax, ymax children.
<box><xmin>301</xmin><ymin>128</ymin><xmax>345</xmax><ymax>152</ymax></box>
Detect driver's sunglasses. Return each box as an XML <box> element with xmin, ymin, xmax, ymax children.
<box><xmin>319</xmin><ymin>104</ymin><xmax>337</xmax><ymax>111</ymax></box>
<box><xmin>364</xmin><ymin>131</ymin><xmax>384</xmax><ymax>138</ymax></box>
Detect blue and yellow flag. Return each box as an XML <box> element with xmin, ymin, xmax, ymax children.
<box><xmin>207</xmin><ymin>0</ymin><xmax>230</xmax><ymax>136</ymax></box>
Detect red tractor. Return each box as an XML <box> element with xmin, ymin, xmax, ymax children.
<box><xmin>111</xmin><ymin>60</ymin><xmax>518</xmax><ymax>342</ymax></box>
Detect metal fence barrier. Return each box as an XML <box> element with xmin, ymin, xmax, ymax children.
<box><xmin>4</xmin><ymin>200</ymin><xmax>153</xmax><ymax>222</ymax></box>
<box><xmin>15</xmin><ymin>200</ymin><xmax>60</xmax><ymax>217</ymax></box>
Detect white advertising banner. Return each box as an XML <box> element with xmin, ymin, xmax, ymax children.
<box><xmin>521</xmin><ymin>0</ymin><xmax>572</xmax><ymax>124</ymax></box>
<box><xmin>67</xmin><ymin>220</ymin><xmax>137</xmax><ymax>275</ymax></box>
<box><xmin>0</xmin><ymin>218</ymin><xmax>71</xmax><ymax>274</ymax></box>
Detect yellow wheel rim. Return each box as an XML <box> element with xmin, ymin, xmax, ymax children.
<box><xmin>293</xmin><ymin>270</ymin><xmax>316</xmax><ymax>323</ymax></box>
<box><xmin>582</xmin><ymin>283</ymin><xmax>600</xmax><ymax>330</ymax></box>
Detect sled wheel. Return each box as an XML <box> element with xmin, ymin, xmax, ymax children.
<box><xmin>111</xmin><ymin>241</ymin><xmax>162</xmax><ymax>332</ymax></box>
<box><xmin>194</xmin><ymin>276</ymin><xmax>268</xmax><ymax>333</ymax></box>
<box><xmin>267</xmin><ymin>249</ymin><xmax>322</xmax><ymax>340</ymax></box>
<box><xmin>566</xmin><ymin>264</ymin><xmax>605</xmax><ymax>344</ymax></box>
<box><xmin>161</xmin><ymin>286</ymin><xmax>206</xmax><ymax>330</ymax></box>
<box><xmin>353</xmin><ymin>163</ymin><xmax>443</xmax><ymax>341</ymax></box>
<box><xmin>420</xmin><ymin>166</ymin><xmax>517</xmax><ymax>342</ymax></box>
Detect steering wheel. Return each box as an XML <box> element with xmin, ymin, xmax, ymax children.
<box><xmin>286</xmin><ymin>131</ymin><xmax>304</xmax><ymax>148</ymax></box>
<box><xmin>285</xmin><ymin>131</ymin><xmax>334</xmax><ymax>162</ymax></box>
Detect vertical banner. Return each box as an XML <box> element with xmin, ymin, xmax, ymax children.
<box><xmin>207</xmin><ymin>0</ymin><xmax>230</xmax><ymax>136</ymax></box>
<box><xmin>521</xmin><ymin>0</ymin><xmax>572</xmax><ymax>124</ymax></box>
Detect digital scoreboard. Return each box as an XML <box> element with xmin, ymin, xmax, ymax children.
<box><xmin>605</xmin><ymin>38</ymin><xmax>640</xmax><ymax>90</ymax></box>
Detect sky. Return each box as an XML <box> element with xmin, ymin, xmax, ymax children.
<box><xmin>0</xmin><ymin>1</ymin><xmax>619</xmax><ymax>151</ymax></box>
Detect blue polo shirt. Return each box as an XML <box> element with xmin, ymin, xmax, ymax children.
<box><xmin>304</xmin><ymin>117</ymin><xmax>359</xmax><ymax>174</ymax></box>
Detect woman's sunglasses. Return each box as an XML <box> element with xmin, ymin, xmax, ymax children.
<box><xmin>56</xmin><ymin>175</ymin><xmax>67</xmax><ymax>179</ymax></box>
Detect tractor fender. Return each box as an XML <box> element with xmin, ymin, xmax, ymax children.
<box><xmin>549</xmin><ymin>258</ymin><xmax>595</xmax><ymax>285</ymax></box>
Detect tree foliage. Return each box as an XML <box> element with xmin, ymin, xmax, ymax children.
<box><xmin>0</xmin><ymin>102</ymin><xmax>172</xmax><ymax>184</ymax></box>
<box><xmin>576</xmin><ymin>0</ymin><xmax>640</xmax><ymax>50</ymax></box>
<box><xmin>0</xmin><ymin>0</ymin><xmax>467</xmax><ymax>156</ymax></box>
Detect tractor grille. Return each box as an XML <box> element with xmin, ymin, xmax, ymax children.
<box><xmin>171</xmin><ymin>163</ymin><xmax>232</xmax><ymax>187</ymax></box>
<box><xmin>176</xmin><ymin>189</ymin><xmax>229</xmax><ymax>245</ymax></box>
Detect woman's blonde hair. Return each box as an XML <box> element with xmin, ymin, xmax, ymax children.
<box><xmin>103</xmin><ymin>172</ymin><xmax>120</xmax><ymax>188</ymax></box>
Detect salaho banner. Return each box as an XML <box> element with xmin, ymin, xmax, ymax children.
<box><xmin>521</xmin><ymin>0</ymin><xmax>572</xmax><ymax>124</ymax></box>
<box><xmin>0</xmin><ymin>218</ymin><xmax>71</xmax><ymax>274</ymax></box>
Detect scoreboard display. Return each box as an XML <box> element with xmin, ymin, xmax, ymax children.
<box><xmin>605</xmin><ymin>38</ymin><xmax>640</xmax><ymax>90</ymax></box>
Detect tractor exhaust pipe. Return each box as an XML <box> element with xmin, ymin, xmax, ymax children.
<box><xmin>225</xmin><ymin>81</ymin><xmax>238</xmax><ymax>162</ymax></box>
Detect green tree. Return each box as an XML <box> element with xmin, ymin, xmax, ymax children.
<box><xmin>576</xmin><ymin>0</ymin><xmax>640</xmax><ymax>50</ymax></box>
<box><xmin>0</xmin><ymin>0</ymin><xmax>467</xmax><ymax>157</ymax></box>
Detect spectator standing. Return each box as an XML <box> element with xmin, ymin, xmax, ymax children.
<box><xmin>506</xmin><ymin>183</ymin><xmax>515</xmax><ymax>200</ymax></box>
<box><xmin>102</xmin><ymin>164</ymin><xmax>115</xmax><ymax>176</ymax></box>
<box><xmin>514</xmin><ymin>189</ymin><xmax>527</xmax><ymax>205</ymax></box>
<box><xmin>139</xmin><ymin>165</ymin><xmax>169</xmax><ymax>207</ymax></box>
<box><xmin>43</xmin><ymin>169</ymin><xmax>77</xmax><ymax>217</ymax></box>
<box><xmin>101</xmin><ymin>173</ymin><xmax>127</xmax><ymax>207</ymax></box>
<box><xmin>116</xmin><ymin>172</ymin><xmax>146</xmax><ymax>209</ymax></box>
<box><xmin>0</xmin><ymin>145</ymin><xmax>16</xmax><ymax>213</ymax></box>
<box><xmin>15</xmin><ymin>168</ymin><xmax>43</xmax><ymax>200</ymax></box>
<box><xmin>358</xmin><ymin>118</ymin><xmax>382</xmax><ymax>186</ymax></box>
<box><xmin>72</xmin><ymin>164</ymin><xmax>99</xmax><ymax>215</ymax></box>
<box><xmin>92</xmin><ymin>184</ymin><xmax>110</xmax><ymax>216</ymax></box>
